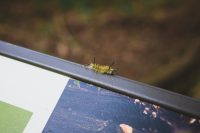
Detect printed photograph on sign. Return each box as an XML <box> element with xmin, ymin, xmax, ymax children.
<box><xmin>43</xmin><ymin>79</ymin><xmax>200</xmax><ymax>133</ymax></box>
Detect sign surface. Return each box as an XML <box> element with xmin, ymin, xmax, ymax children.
<box><xmin>0</xmin><ymin>55</ymin><xmax>69</xmax><ymax>133</ymax></box>
<box><xmin>0</xmin><ymin>55</ymin><xmax>200</xmax><ymax>133</ymax></box>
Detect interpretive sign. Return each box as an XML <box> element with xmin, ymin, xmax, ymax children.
<box><xmin>0</xmin><ymin>41</ymin><xmax>200</xmax><ymax>133</ymax></box>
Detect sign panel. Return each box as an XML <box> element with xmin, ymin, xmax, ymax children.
<box><xmin>0</xmin><ymin>41</ymin><xmax>200</xmax><ymax>133</ymax></box>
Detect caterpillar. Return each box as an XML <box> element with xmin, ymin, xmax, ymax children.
<box><xmin>86</xmin><ymin>58</ymin><xmax>117</xmax><ymax>75</ymax></box>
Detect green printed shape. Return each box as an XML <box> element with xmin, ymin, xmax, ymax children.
<box><xmin>0</xmin><ymin>101</ymin><xmax>32</xmax><ymax>133</ymax></box>
<box><xmin>74</xmin><ymin>80</ymin><xmax>80</xmax><ymax>88</ymax></box>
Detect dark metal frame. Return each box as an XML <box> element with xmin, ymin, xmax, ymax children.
<box><xmin>0</xmin><ymin>40</ymin><xmax>200</xmax><ymax>118</ymax></box>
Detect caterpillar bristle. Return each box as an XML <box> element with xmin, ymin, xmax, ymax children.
<box><xmin>86</xmin><ymin>60</ymin><xmax>117</xmax><ymax>75</ymax></box>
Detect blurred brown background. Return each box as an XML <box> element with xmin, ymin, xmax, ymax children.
<box><xmin>0</xmin><ymin>0</ymin><xmax>200</xmax><ymax>99</ymax></box>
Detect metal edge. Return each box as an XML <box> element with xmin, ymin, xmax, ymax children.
<box><xmin>0</xmin><ymin>40</ymin><xmax>200</xmax><ymax>118</ymax></box>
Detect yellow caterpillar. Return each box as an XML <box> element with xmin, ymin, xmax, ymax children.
<box><xmin>86</xmin><ymin>58</ymin><xmax>117</xmax><ymax>75</ymax></box>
